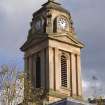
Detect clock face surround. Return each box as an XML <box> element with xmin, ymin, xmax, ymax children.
<box><xmin>57</xmin><ymin>17</ymin><xmax>68</xmax><ymax>31</ymax></box>
<box><xmin>35</xmin><ymin>17</ymin><xmax>44</xmax><ymax>32</ymax></box>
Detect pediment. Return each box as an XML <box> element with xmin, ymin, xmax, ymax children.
<box><xmin>20</xmin><ymin>37</ymin><xmax>47</xmax><ymax>51</ymax></box>
<box><xmin>50</xmin><ymin>35</ymin><xmax>84</xmax><ymax>48</ymax></box>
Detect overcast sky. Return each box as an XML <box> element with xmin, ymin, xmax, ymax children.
<box><xmin>0</xmin><ymin>0</ymin><xmax>105</xmax><ymax>98</ymax></box>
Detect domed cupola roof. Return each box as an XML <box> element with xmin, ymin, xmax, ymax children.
<box><xmin>33</xmin><ymin>0</ymin><xmax>70</xmax><ymax>16</ymax></box>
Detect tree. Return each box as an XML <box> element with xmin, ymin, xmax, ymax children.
<box><xmin>23</xmin><ymin>73</ymin><xmax>48</xmax><ymax>105</ymax></box>
<box><xmin>0</xmin><ymin>65</ymin><xmax>47</xmax><ymax>105</ymax></box>
<box><xmin>0</xmin><ymin>65</ymin><xmax>24</xmax><ymax>105</ymax></box>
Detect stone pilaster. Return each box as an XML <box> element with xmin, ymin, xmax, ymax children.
<box><xmin>46</xmin><ymin>10</ymin><xmax>53</xmax><ymax>33</ymax></box>
<box><xmin>69</xmin><ymin>53</ymin><xmax>72</xmax><ymax>96</ymax></box>
<box><xmin>45</xmin><ymin>48</ymin><xmax>49</xmax><ymax>89</ymax></box>
<box><xmin>75</xmin><ymin>54</ymin><xmax>79</xmax><ymax>96</ymax></box>
<box><xmin>24</xmin><ymin>57</ymin><xmax>28</xmax><ymax>75</ymax></box>
<box><xmin>54</xmin><ymin>48</ymin><xmax>60</xmax><ymax>90</ymax></box>
<box><xmin>29</xmin><ymin>56</ymin><xmax>32</xmax><ymax>80</ymax></box>
<box><xmin>71</xmin><ymin>53</ymin><xmax>77</xmax><ymax>97</ymax></box>
<box><xmin>24</xmin><ymin>57</ymin><xmax>28</xmax><ymax>99</ymax></box>
<box><xmin>32</xmin><ymin>55</ymin><xmax>36</xmax><ymax>87</ymax></box>
<box><xmin>49</xmin><ymin>47</ymin><xmax>54</xmax><ymax>89</ymax></box>
<box><xmin>77</xmin><ymin>55</ymin><xmax>82</xmax><ymax>97</ymax></box>
<box><xmin>40</xmin><ymin>50</ymin><xmax>46</xmax><ymax>89</ymax></box>
<box><xmin>67</xmin><ymin>54</ymin><xmax>70</xmax><ymax>89</ymax></box>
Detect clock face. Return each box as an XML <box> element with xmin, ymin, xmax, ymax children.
<box><xmin>35</xmin><ymin>18</ymin><xmax>44</xmax><ymax>32</ymax></box>
<box><xmin>57</xmin><ymin>17</ymin><xmax>68</xmax><ymax>30</ymax></box>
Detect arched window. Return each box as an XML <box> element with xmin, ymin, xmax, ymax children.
<box><xmin>61</xmin><ymin>55</ymin><xmax>67</xmax><ymax>87</ymax></box>
<box><xmin>36</xmin><ymin>56</ymin><xmax>41</xmax><ymax>88</ymax></box>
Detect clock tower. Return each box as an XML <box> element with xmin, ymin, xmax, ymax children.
<box><xmin>21</xmin><ymin>0</ymin><xmax>84</xmax><ymax>104</ymax></box>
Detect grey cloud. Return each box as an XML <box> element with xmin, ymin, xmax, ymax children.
<box><xmin>83</xmin><ymin>79</ymin><xmax>105</xmax><ymax>98</ymax></box>
<box><xmin>0</xmin><ymin>0</ymin><xmax>46</xmax><ymax>68</ymax></box>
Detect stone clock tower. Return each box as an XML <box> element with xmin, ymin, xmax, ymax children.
<box><xmin>21</xmin><ymin>0</ymin><xmax>84</xmax><ymax>104</ymax></box>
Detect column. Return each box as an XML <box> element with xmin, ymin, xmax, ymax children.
<box><xmin>24</xmin><ymin>57</ymin><xmax>28</xmax><ymax>99</ymax></box>
<box><xmin>24</xmin><ymin>57</ymin><xmax>28</xmax><ymax>77</ymax></box>
<box><xmin>67</xmin><ymin>54</ymin><xmax>70</xmax><ymax>89</ymax></box>
<box><xmin>75</xmin><ymin>54</ymin><xmax>79</xmax><ymax>96</ymax></box>
<box><xmin>40</xmin><ymin>50</ymin><xmax>45</xmax><ymax>89</ymax></box>
<box><xmin>45</xmin><ymin>48</ymin><xmax>49</xmax><ymax>89</ymax></box>
<box><xmin>54</xmin><ymin>48</ymin><xmax>60</xmax><ymax>90</ymax></box>
<box><xmin>71</xmin><ymin>53</ymin><xmax>77</xmax><ymax>97</ymax></box>
<box><xmin>69</xmin><ymin>53</ymin><xmax>72</xmax><ymax>96</ymax></box>
<box><xmin>25</xmin><ymin>56</ymin><xmax>32</xmax><ymax>100</ymax></box>
<box><xmin>49</xmin><ymin>47</ymin><xmax>54</xmax><ymax>89</ymax></box>
<box><xmin>29</xmin><ymin>56</ymin><xmax>32</xmax><ymax>80</ymax></box>
<box><xmin>32</xmin><ymin>55</ymin><xmax>36</xmax><ymax>87</ymax></box>
<box><xmin>77</xmin><ymin>55</ymin><xmax>82</xmax><ymax>97</ymax></box>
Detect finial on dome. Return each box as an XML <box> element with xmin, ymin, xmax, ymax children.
<box><xmin>48</xmin><ymin>0</ymin><xmax>55</xmax><ymax>2</ymax></box>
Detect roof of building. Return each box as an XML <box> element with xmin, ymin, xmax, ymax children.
<box><xmin>49</xmin><ymin>98</ymin><xmax>91</xmax><ymax>105</ymax></box>
<box><xmin>88</xmin><ymin>98</ymin><xmax>105</xmax><ymax>104</ymax></box>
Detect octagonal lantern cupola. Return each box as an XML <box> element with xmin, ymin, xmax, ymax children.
<box><xmin>26</xmin><ymin>0</ymin><xmax>76</xmax><ymax>40</ymax></box>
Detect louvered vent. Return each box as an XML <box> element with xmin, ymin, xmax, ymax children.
<box><xmin>61</xmin><ymin>55</ymin><xmax>67</xmax><ymax>87</ymax></box>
